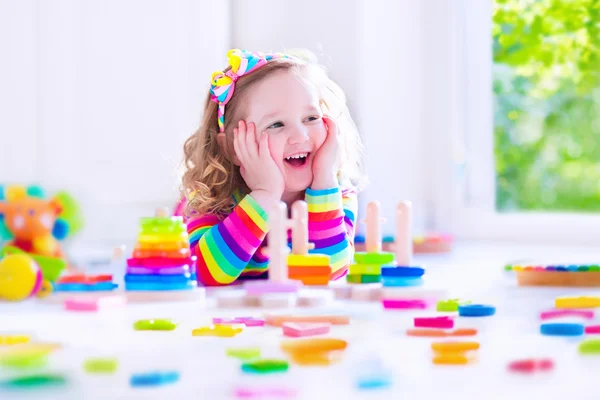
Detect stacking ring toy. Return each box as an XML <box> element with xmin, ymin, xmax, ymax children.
<box><xmin>458</xmin><ymin>304</ymin><xmax>496</xmax><ymax>317</ymax></box>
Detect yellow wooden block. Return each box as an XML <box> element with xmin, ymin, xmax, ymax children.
<box><xmin>6</xmin><ymin>185</ymin><xmax>27</xmax><ymax>202</ymax></box>
<box><xmin>0</xmin><ymin>335</ymin><xmax>30</xmax><ymax>346</ymax></box>
<box><xmin>287</xmin><ymin>254</ymin><xmax>330</xmax><ymax>267</ymax></box>
<box><xmin>348</xmin><ymin>264</ymin><xmax>381</xmax><ymax>275</ymax></box>
<box><xmin>555</xmin><ymin>296</ymin><xmax>600</xmax><ymax>309</ymax></box>
<box><xmin>192</xmin><ymin>324</ymin><xmax>244</xmax><ymax>337</ymax></box>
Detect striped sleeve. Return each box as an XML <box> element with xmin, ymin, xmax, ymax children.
<box><xmin>305</xmin><ymin>186</ymin><xmax>358</xmax><ymax>280</ymax></box>
<box><xmin>186</xmin><ymin>195</ymin><xmax>268</xmax><ymax>286</ymax></box>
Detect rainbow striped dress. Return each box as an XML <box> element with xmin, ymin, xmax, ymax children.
<box><xmin>185</xmin><ymin>186</ymin><xmax>357</xmax><ymax>286</ymax></box>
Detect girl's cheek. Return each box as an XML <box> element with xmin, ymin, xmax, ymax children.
<box><xmin>311</xmin><ymin>125</ymin><xmax>327</xmax><ymax>149</ymax></box>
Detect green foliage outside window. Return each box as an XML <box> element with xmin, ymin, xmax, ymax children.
<box><xmin>493</xmin><ymin>0</ymin><xmax>600</xmax><ymax>211</ymax></box>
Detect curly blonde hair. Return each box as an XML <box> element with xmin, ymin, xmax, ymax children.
<box><xmin>182</xmin><ymin>52</ymin><xmax>366</xmax><ymax>217</ymax></box>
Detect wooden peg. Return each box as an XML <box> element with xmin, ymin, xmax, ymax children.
<box><xmin>365</xmin><ymin>201</ymin><xmax>383</xmax><ymax>253</ymax></box>
<box><xmin>111</xmin><ymin>245</ymin><xmax>126</xmax><ymax>262</ymax></box>
<box><xmin>395</xmin><ymin>201</ymin><xmax>413</xmax><ymax>265</ymax></box>
<box><xmin>155</xmin><ymin>207</ymin><xmax>169</xmax><ymax>218</ymax></box>
<box><xmin>290</xmin><ymin>201</ymin><xmax>312</xmax><ymax>255</ymax></box>
<box><xmin>267</xmin><ymin>202</ymin><xmax>290</xmax><ymax>283</ymax></box>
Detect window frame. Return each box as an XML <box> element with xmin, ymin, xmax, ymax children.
<box><xmin>433</xmin><ymin>0</ymin><xmax>600</xmax><ymax>245</ymax></box>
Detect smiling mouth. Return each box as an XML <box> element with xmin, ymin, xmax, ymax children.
<box><xmin>284</xmin><ymin>152</ymin><xmax>310</xmax><ymax>167</ymax></box>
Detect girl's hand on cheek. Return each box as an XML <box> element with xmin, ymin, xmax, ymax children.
<box><xmin>233</xmin><ymin>120</ymin><xmax>285</xmax><ymax>208</ymax></box>
<box><xmin>311</xmin><ymin>116</ymin><xmax>341</xmax><ymax>190</ymax></box>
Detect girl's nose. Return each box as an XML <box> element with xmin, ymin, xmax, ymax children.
<box><xmin>288</xmin><ymin>125</ymin><xmax>309</xmax><ymax>144</ymax></box>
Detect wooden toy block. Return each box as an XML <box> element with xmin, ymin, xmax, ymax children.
<box><xmin>291</xmin><ymin>276</ymin><xmax>330</xmax><ymax>286</ymax></box>
<box><xmin>64</xmin><ymin>295</ymin><xmax>126</xmax><ymax>312</ymax></box>
<box><xmin>259</xmin><ymin>293</ymin><xmax>298</xmax><ymax>308</ymax></box>
<box><xmin>354</xmin><ymin>252</ymin><xmax>395</xmax><ymax>265</ymax></box>
<box><xmin>347</xmin><ymin>274</ymin><xmax>380</xmax><ymax>284</ymax></box>
<box><xmin>348</xmin><ymin>264</ymin><xmax>381</xmax><ymax>275</ymax></box>
<box><xmin>288</xmin><ymin>266</ymin><xmax>331</xmax><ymax>277</ymax></box>
<box><xmin>287</xmin><ymin>254</ymin><xmax>330</xmax><ymax>267</ymax></box>
<box><xmin>517</xmin><ymin>271</ymin><xmax>600</xmax><ymax>287</ymax></box>
<box><xmin>265</xmin><ymin>314</ymin><xmax>350</xmax><ymax>327</ymax></box>
<box><xmin>282</xmin><ymin>322</ymin><xmax>331</xmax><ymax>337</ymax></box>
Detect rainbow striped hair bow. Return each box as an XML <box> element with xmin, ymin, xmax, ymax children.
<box><xmin>210</xmin><ymin>49</ymin><xmax>293</xmax><ymax>133</ymax></box>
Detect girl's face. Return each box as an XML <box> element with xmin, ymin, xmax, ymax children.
<box><xmin>243</xmin><ymin>69</ymin><xmax>327</xmax><ymax>196</ymax></box>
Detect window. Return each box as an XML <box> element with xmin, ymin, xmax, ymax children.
<box><xmin>435</xmin><ymin>0</ymin><xmax>600</xmax><ymax>243</ymax></box>
<box><xmin>493</xmin><ymin>0</ymin><xmax>600</xmax><ymax>212</ymax></box>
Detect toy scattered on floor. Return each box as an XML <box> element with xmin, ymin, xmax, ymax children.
<box><xmin>0</xmin><ymin>185</ymin><xmax>82</xmax><ymax>263</ymax></box>
<box><xmin>226</xmin><ymin>347</ymin><xmax>261</xmax><ymax>361</ymax></box>
<box><xmin>414</xmin><ymin>316</ymin><xmax>454</xmax><ymax>329</ymax></box>
<box><xmin>55</xmin><ymin>274</ymin><xmax>118</xmax><ymax>292</ymax></box>
<box><xmin>555</xmin><ymin>296</ymin><xmax>600</xmax><ymax>309</ymax></box>
<box><xmin>0</xmin><ymin>374</ymin><xmax>67</xmax><ymax>390</ymax></box>
<box><xmin>130</xmin><ymin>371</ymin><xmax>180</xmax><ymax>387</ymax></box>
<box><xmin>241</xmin><ymin>359</ymin><xmax>289</xmax><ymax>374</ymax></box>
<box><xmin>540</xmin><ymin>309</ymin><xmax>594</xmax><ymax>320</ymax></box>
<box><xmin>437</xmin><ymin>298</ymin><xmax>470</xmax><ymax>312</ymax></box>
<box><xmin>407</xmin><ymin>328</ymin><xmax>477</xmax><ymax>337</ymax></box>
<box><xmin>282</xmin><ymin>322</ymin><xmax>331</xmax><ymax>337</ymax></box>
<box><xmin>578</xmin><ymin>339</ymin><xmax>600</xmax><ymax>354</ymax></box>
<box><xmin>355</xmin><ymin>358</ymin><xmax>392</xmax><ymax>390</ymax></box>
<box><xmin>0</xmin><ymin>335</ymin><xmax>30</xmax><ymax>345</ymax></box>
<box><xmin>192</xmin><ymin>324</ymin><xmax>244</xmax><ymax>337</ymax></box>
<box><xmin>234</xmin><ymin>386</ymin><xmax>297</xmax><ymax>399</ymax></box>
<box><xmin>507</xmin><ymin>358</ymin><xmax>554</xmax><ymax>373</ymax></box>
<box><xmin>540</xmin><ymin>322</ymin><xmax>584</xmax><ymax>336</ymax></box>
<box><xmin>432</xmin><ymin>341</ymin><xmax>479</xmax><ymax>366</ymax></box>
<box><xmin>0</xmin><ymin>253</ymin><xmax>52</xmax><ymax>301</ymax></box>
<box><xmin>265</xmin><ymin>314</ymin><xmax>350</xmax><ymax>326</ymax></box>
<box><xmin>458</xmin><ymin>304</ymin><xmax>496</xmax><ymax>317</ymax></box>
<box><xmin>281</xmin><ymin>338</ymin><xmax>347</xmax><ymax>366</ymax></box>
<box><xmin>126</xmin><ymin>216</ymin><xmax>197</xmax><ymax>291</ymax></box>
<box><xmin>83</xmin><ymin>358</ymin><xmax>118</xmax><ymax>374</ymax></box>
<box><xmin>586</xmin><ymin>325</ymin><xmax>600</xmax><ymax>334</ymax></box>
<box><xmin>213</xmin><ymin>317</ymin><xmax>265</xmax><ymax>327</ymax></box>
<box><xmin>133</xmin><ymin>319</ymin><xmax>178</xmax><ymax>331</ymax></box>
<box><xmin>64</xmin><ymin>295</ymin><xmax>126</xmax><ymax>312</ymax></box>
<box><xmin>506</xmin><ymin>262</ymin><xmax>600</xmax><ymax>287</ymax></box>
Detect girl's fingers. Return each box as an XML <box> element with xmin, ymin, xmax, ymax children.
<box><xmin>322</xmin><ymin>116</ymin><xmax>339</xmax><ymax>140</ymax></box>
<box><xmin>235</xmin><ymin>121</ymin><xmax>250</xmax><ymax>162</ymax></box>
<box><xmin>233</xmin><ymin>127</ymin><xmax>243</xmax><ymax>163</ymax></box>
<box><xmin>245</xmin><ymin>122</ymin><xmax>259</xmax><ymax>159</ymax></box>
<box><xmin>258</xmin><ymin>131</ymin><xmax>271</xmax><ymax>161</ymax></box>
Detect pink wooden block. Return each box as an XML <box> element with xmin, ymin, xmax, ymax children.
<box><xmin>235</xmin><ymin>386</ymin><xmax>297</xmax><ymax>399</ymax></box>
<box><xmin>414</xmin><ymin>316</ymin><xmax>454</xmax><ymax>329</ymax></box>
<box><xmin>540</xmin><ymin>309</ymin><xmax>595</xmax><ymax>320</ymax></box>
<box><xmin>64</xmin><ymin>296</ymin><xmax>126</xmax><ymax>312</ymax></box>
<box><xmin>281</xmin><ymin>322</ymin><xmax>331</xmax><ymax>337</ymax></box>
<box><xmin>212</xmin><ymin>317</ymin><xmax>265</xmax><ymax>327</ymax></box>
<box><xmin>585</xmin><ymin>325</ymin><xmax>600</xmax><ymax>334</ymax></box>
<box><xmin>244</xmin><ymin>281</ymin><xmax>301</xmax><ymax>295</ymax></box>
<box><xmin>382</xmin><ymin>298</ymin><xmax>428</xmax><ymax>310</ymax></box>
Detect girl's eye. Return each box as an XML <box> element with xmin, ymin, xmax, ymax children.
<box><xmin>306</xmin><ymin>116</ymin><xmax>320</xmax><ymax>122</ymax></box>
<box><xmin>267</xmin><ymin>121</ymin><xmax>284</xmax><ymax>129</ymax></box>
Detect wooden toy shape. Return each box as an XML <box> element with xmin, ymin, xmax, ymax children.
<box><xmin>364</xmin><ymin>201</ymin><xmax>385</xmax><ymax>253</ymax></box>
<box><xmin>395</xmin><ymin>201</ymin><xmax>413</xmax><ymax>265</ymax></box>
<box><xmin>266</xmin><ymin>202</ymin><xmax>291</xmax><ymax>283</ymax></box>
<box><xmin>154</xmin><ymin>207</ymin><xmax>169</xmax><ymax>218</ymax></box>
<box><xmin>289</xmin><ymin>201</ymin><xmax>314</xmax><ymax>255</ymax></box>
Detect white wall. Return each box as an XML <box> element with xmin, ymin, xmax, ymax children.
<box><xmin>0</xmin><ymin>0</ymin><xmax>230</xmax><ymax>247</ymax></box>
<box><xmin>1</xmin><ymin>0</ymin><xmax>444</xmax><ymax>248</ymax></box>
<box><xmin>232</xmin><ymin>0</ymin><xmax>430</xmax><ymax>236</ymax></box>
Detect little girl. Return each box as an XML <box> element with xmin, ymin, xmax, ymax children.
<box><xmin>181</xmin><ymin>49</ymin><xmax>366</xmax><ymax>286</ymax></box>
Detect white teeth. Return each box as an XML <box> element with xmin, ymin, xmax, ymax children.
<box><xmin>285</xmin><ymin>152</ymin><xmax>308</xmax><ymax>160</ymax></box>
